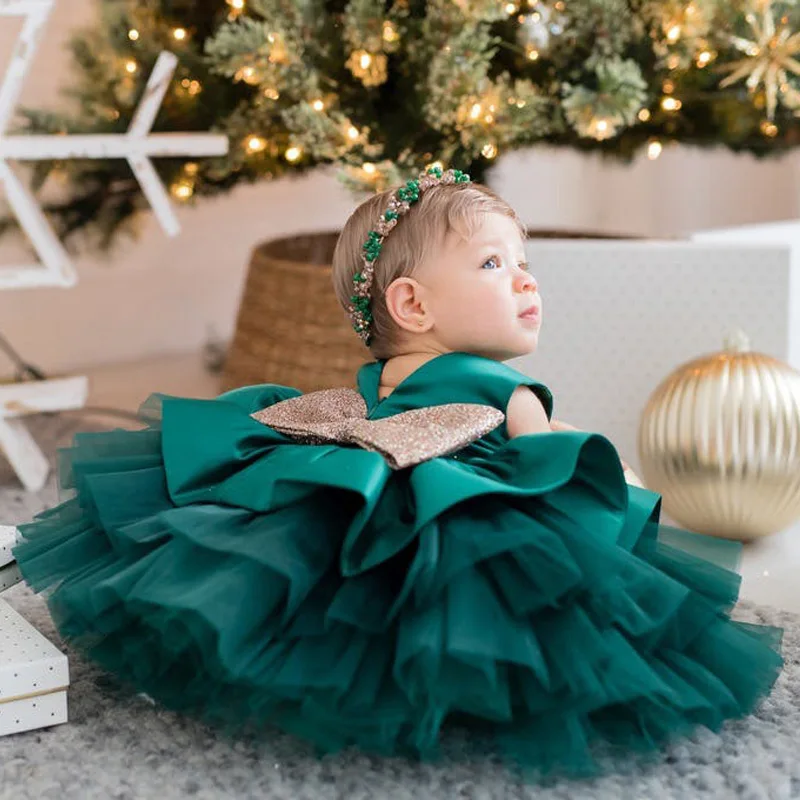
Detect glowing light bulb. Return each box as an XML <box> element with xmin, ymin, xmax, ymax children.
<box><xmin>638</xmin><ymin>108</ymin><xmax>651</xmax><ymax>122</ymax></box>
<box><xmin>362</xmin><ymin>162</ymin><xmax>377</xmax><ymax>174</ymax></box>
<box><xmin>359</xmin><ymin>52</ymin><xmax>372</xmax><ymax>69</ymax></box>
<box><xmin>128</xmin><ymin>29</ymin><xmax>139</xmax><ymax>41</ymax></box>
<box><xmin>696</xmin><ymin>51</ymin><xmax>712</xmax><ymax>67</ymax></box>
<box><xmin>382</xmin><ymin>21</ymin><xmax>399</xmax><ymax>43</ymax></box>
<box><xmin>285</xmin><ymin>146</ymin><xmax>303</xmax><ymax>162</ymax></box>
<box><xmin>482</xmin><ymin>142</ymin><xmax>498</xmax><ymax>159</ymax></box>
<box><xmin>171</xmin><ymin>181</ymin><xmax>194</xmax><ymax>200</ymax></box>
<box><xmin>661</xmin><ymin>97</ymin><xmax>682</xmax><ymax>111</ymax></box>
<box><xmin>647</xmin><ymin>140</ymin><xmax>663</xmax><ymax>160</ymax></box>
<box><xmin>125</xmin><ymin>60</ymin><xmax>138</xmax><ymax>74</ymax></box>
<box><xmin>312</xmin><ymin>98</ymin><xmax>325</xmax><ymax>111</ymax></box>
<box><xmin>173</xmin><ymin>28</ymin><xmax>187</xmax><ymax>41</ymax></box>
<box><xmin>246</xmin><ymin>136</ymin><xmax>267</xmax><ymax>153</ymax></box>
<box><xmin>761</xmin><ymin>120</ymin><xmax>779</xmax><ymax>137</ymax></box>
<box><xmin>347</xmin><ymin>126</ymin><xmax>360</xmax><ymax>140</ymax></box>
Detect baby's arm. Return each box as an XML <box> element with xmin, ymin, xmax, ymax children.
<box><xmin>550</xmin><ymin>419</ymin><xmax>644</xmax><ymax>488</ymax></box>
<box><xmin>506</xmin><ymin>386</ymin><xmax>552</xmax><ymax>437</ymax></box>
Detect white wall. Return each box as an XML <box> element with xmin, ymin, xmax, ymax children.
<box><xmin>2</xmin><ymin>0</ymin><xmax>800</xmax><ymax>378</ymax></box>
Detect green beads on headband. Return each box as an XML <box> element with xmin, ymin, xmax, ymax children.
<box><xmin>348</xmin><ymin>165</ymin><xmax>472</xmax><ymax>345</ymax></box>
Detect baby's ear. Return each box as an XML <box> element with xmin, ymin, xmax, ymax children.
<box><xmin>384</xmin><ymin>277</ymin><xmax>431</xmax><ymax>333</ymax></box>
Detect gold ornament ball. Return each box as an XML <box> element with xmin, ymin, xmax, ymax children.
<box><xmin>637</xmin><ymin>332</ymin><xmax>800</xmax><ymax>541</ymax></box>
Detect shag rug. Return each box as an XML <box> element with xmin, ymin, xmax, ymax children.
<box><xmin>1</xmin><ymin>414</ymin><xmax>799</xmax><ymax>800</ymax></box>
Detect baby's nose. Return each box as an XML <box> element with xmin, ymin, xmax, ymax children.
<box><xmin>516</xmin><ymin>271</ymin><xmax>537</xmax><ymax>292</ymax></box>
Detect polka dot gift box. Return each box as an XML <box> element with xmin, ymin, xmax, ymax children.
<box><xmin>0</xmin><ymin>526</ymin><xmax>22</xmax><ymax>594</ymax></box>
<box><xmin>0</xmin><ymin>527</ymin><xmax>69</xmax><ymax>737</ymax></box>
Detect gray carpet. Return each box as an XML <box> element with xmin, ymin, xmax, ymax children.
<box><xmin>1</xmin><ymin>415</ymin><xmax>799</xmax><ymax>800</ymax></box>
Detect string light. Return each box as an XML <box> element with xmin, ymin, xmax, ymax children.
<box><xmin>180</xmin><ymin>78</ymin><xmax>202</xmax><ymax>96</ymax></box>
<box><xmin>359</xmin><ymin>52</ymin><xmax>372</xmax><ymax>69</ymax></box>
<box><xmin>761</xmin><ymin>120</ymin><xmax>779</xmax><ymax>137</ymax></box>
<box><xmin>526</xmin><ymin>45</ymin><xmax>540</xmax><ymax>61</ymax></box>
<box><xmin>666</xmin><ymin>25</ymin><xmax>681</xmax><ymax>43</ymax></box>
<box><xmin>245</xmin><ymin>136</ymin><xmax>267</xmax><ymax>153</ymax></box>
<box><xmin>238</xmin><ymin>66</ymin><xmax>258</xmax><ymax>84</ymax></box>
<box><xmin>184</xmin><ymin>162</ymin><xmax>199</xmax><ymax>176</ymax></box>
<box><xmin>638</xmin><ymin>108</ymin><xmax>651</xmax><ymax>122</ymax></box>
<box><xmin>128</xmin><ymin>29</ymin><xmax>139</xmax><ymax>41</ymax></box>
<box><xmin>170</xmin><ymin>180</ymin><xmax>194</xmax><ymax>200</ymax></box>
<box><xmin>362</xmin><ymin>162</ymin><xmax>377</xmax><ymax>174</ymax></box>
<box><xmin>311</xmin><ymin>98</ymin><xmax>325</xmax><ymax>111</ymax></box>
<box><xmin>285</xmin><ymin>145</ymin><xmax>303</xmax><ymax>162</ymax></box>
<box><xmin>264</xmin><ymin>87</ymin><xmax>280</xmax><ymax>100</ymax></box>
<box><xmin>647</xmin><ymin>139</ymin><xmax>663</xmax><ymax>160</ymax></box>
<box><xmin>504</xmin><ymin>2</ymin><xmax>518</xmax><ymax>13</ymax></box>
<box><xmin>661</xmin><ymin>97</ymin><xmax>682</xmax><ymax>111</ymax></box>
<box><xmin>593</xmin><ymin>119</ymin><xmax>610</xmax><ymax>138</ymax></box>
<box><xmin>382</xmin><ymin>21</ymin><xmax>399</xmax><ymax>43</ymax></box>
<box><xmin>696</xmin><ymin>50</ymin><xmax>712</xmax><ymax>67</ymax></box>
<box><xmin>347</xmin><ymin>125</ymin><xmax>360</xmax><ymax>140</ymax></box>
<box><xmin>662</xmin><ymin>80</ymin><xmax>675</xmax><ymax>94</ymax></box>
<box><xmin>172</xmin><ymin>28</ymin><xmax>188</xmax><ymax>41</ymax></box>
<box><xmin>469</xmin><ymin>102</ymin><xmax>482</xmax><ymax>120</ymax></box>
<box><xmin>482</xmin><ymin>143</ymin><xmax>498</xmax><ymax>159</ymax></box>
<box><xmin>125</xmin><ymin>59</ymin><xmax>138</xmax><ymax>74</ymax></box>
<box><xmin>226</xmin><ymin>0</ymin><xmax>245</xmax><ymax>19</ymax></box>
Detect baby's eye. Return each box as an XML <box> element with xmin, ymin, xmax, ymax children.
<box><xmin>481</xmin><ymin>256</ymin><xmax>501</xmax><ymax>270</ymax></box>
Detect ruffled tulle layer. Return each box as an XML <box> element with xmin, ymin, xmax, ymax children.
<box><xmin>14</xmin><ymin>391</ymin><xmax>783</xmax><ymax>780</ymax></box>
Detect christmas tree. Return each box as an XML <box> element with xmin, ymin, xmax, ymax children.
<box><xmin>5</xmin><ymin>0</ymin><xmax>800</xmax><ymax>251</ymax></box>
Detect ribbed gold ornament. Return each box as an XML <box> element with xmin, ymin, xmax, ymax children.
<box><xmin>638</xmin><ymin>331</ymin><xmax>800</xmax><ymax>541</ymax></box>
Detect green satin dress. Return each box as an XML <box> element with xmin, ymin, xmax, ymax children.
<box><xmin>13</xmin><ymin>352</ymin><xmax>783</xmax><ymax>779</ymax></box>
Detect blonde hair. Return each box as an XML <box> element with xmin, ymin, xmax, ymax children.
<box><xmin>331</xmin><ymin>180</ymin><xmax>527</xmax><ymax>358</ymax></box>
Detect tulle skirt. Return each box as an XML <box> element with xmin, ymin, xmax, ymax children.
<box><xmin>14</xmin><ymin>393</ymin><xmax>783</xmax><ymax>780</ymax></box>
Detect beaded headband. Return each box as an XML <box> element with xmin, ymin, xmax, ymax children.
<box><xmin>348</xmin><ymin>165</ymin><xmax>471</xmax><ymax>344</ymax></box>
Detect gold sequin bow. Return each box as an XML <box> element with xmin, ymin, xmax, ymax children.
<box><xmin>250</xmin><ymin>388</ymin><xmax>504</xmax><ymax>469</ymax></box>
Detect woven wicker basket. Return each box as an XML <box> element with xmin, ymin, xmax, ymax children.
<box><xmin>222</xmin><ymin>232</ymin><xmax>370</xmax><ymax>393</ymax></box>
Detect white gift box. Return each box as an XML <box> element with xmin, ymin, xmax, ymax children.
<box><xmin>0</xmin><ymin>526</ymin><xmax>22</xmax><ymax>595</ymax></box>
<box><xmin>514</xmin><ymin>237</ymin><xmax>792</xmax><ymax>473</ymax></box>
<box><xmin>0</xmin><ymin>598</ymin><xmax>69</xmax><ymax>736</ymax></box>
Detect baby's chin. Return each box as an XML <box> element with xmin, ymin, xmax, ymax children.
<box><xmin>468</xmin><ymin>338</ymin><xmax>539</xmax><ymax>362</ymax></box>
